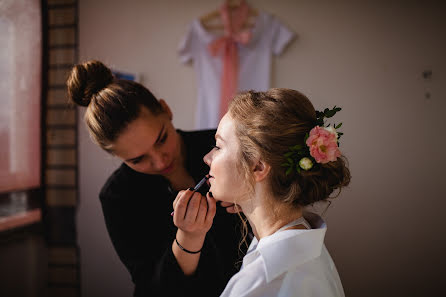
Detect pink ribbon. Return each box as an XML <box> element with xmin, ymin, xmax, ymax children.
<box><xmin>208</xmin><ymin>0</ymin><xmax>252</xmax><ymax>119</ymax></box>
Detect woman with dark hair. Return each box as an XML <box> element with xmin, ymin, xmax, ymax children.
<box><xmin>67</xmin><ymin>60</ymin><xmax>245</xmax><ymax>297</ymax></box>
<box><xmin>204</xmin><ymin>88</ymin><xmax>351</xmax><ymax>297</ymax></box>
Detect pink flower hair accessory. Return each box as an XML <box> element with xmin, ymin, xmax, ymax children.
<box><xmin>282</xmin><ymin>106</ymin><xmax>343</xmax><ymax>175</ymax></box>
<box><xmin>306</xmin><ymin>126</ymin><xmax>341</xmax><ymax>164</ymax></box>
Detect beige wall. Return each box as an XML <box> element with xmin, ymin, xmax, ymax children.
<box><xmin>77</xmin><ymin>1</ymin><xmax>446</xmax><ymax>296</ymax></box>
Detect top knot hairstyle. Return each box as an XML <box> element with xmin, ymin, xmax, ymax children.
<box><xmin>66</xmin><ymin>60</ymin><xmax>164</xmax><ymax>152</ymax></box>
<box><xmin>228</xmin><ymin>88</ymin><xmax>351</xmax><ymax>207</ymax></box>
<box><xmin>67</xmin><ymin>60</ymin><xmax>114</xmax><ymax>107</ymax></box>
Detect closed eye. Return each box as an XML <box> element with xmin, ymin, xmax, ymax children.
<box><xmin>159</xmin><ymin>132</ymin><xmax>168</xmax><ymax>144</ymax></box>
<box><xmin>130</xmin><ymin>156</ymin><xmax>144</xmax><ymax>164</ymax></box>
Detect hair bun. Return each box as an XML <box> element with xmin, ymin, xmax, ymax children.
<box><xmin>67</xmin><ymin>60</ymin><xmax>114</xmax><ymax>107</ymax></box>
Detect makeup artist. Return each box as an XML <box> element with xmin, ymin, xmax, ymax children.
<box><xmin>67</xmin><ymin>60</ymin><xmax>245</xmax><ymax>297</ymax></box>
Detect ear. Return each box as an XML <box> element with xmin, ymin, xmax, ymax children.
<box><xmin>159</xmin><ymin>99</ymin><xmax>173</xmax><ymax>120</ymax></box>
<box><xmin>252</xmin><ymin>159</ymin><xmax>271</xmax><ymax>182</ymax></box>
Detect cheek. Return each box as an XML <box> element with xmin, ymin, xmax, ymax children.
<box><xmin>165</xmin><ymin>133</ymin><xmax>179</xmax><ymax>156</ymax></box>
<box><xmin>214</xmin><ymin>148</ymin><xmax>239</xmax><ymax>174</ymax></box>
<box><xmin>127</xmin><ymin>161</ymin><xmax>153</xmax><ymax>174</ymax></box>
<box><xmin>212</xmin><ymin>155</ymin><xmax>243</xmax><ymax>196</ymax></box>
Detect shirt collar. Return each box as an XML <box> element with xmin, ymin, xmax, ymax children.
<box><xmin>243</xmin><ymin>212</ymin><xmax>327</xmax><ymax>283</ymax></box>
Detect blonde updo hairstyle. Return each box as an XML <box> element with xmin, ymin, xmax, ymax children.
<box><xmin>228</xmin><ymin>88</ymin><xmax>350</xmax><ymax>207</ymax></box>
<box><xmin>67</xmin><ymin>60</ymin><xmax>164</xmax><ymax>152</ymax></box>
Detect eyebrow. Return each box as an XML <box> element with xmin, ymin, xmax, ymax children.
<box><xmin>125</xmin><ymin>124</ymin><xmax>165</xmax><ymax>162</ymax></box>
<box><xmin>154</xmin><ymin>124</ymin><xmax>166</xmax><ymax>144</ymax></box>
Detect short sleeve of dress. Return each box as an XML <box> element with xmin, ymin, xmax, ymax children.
<box><xmin>178</xmin><ymin>22</ymin><xmax>195</xmax><ymax>64</ymax></box>
<box><xmin>271</xmin><ymin>16</ymin><xmax>295</xmax><ymax>56</ymax></box>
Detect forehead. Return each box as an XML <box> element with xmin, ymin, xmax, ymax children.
<box><xmin>112</xmin><ymin>109</ymin><xmax>166</xmax><ymax>158</ymax></box>
<box><xmin>217</xmin><ymin>113</ymin><xmax>238</xmax><ymax>143</ymax></box>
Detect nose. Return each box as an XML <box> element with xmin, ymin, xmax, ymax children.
<box><xmin>152</xmin><ymin>152</ymin><xmax>168</xmax><ymax>170</ymax></box>
<box><xmin>203</xmin><ymin>150</ymin><xmax>212</xmax><ymax>167</ymax></box>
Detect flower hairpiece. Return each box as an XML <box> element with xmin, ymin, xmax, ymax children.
<box><xmin>282</xmin><ymin>106</ymin><xmax>343</xmax><ymax>175</ymax></box>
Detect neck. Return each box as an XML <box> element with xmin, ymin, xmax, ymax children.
<box><xmin>240</xmin><ymin>182</ymin><xmax>303</xmax><ymax>240</ymax></box>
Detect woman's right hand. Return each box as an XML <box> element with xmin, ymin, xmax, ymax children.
<box><xmin>172</xmin><ymin>189</ymin><xmax>216</xmax><ymax>250</ymax></box>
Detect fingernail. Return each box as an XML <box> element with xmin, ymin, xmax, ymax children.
<box><xmin>188</xmin><ymin>187</ymin><xmax>194</xmax><ymax>191</ymax></box>
<box><xmin>209</xmin><ymin>191</ymin><xmax>213</xmax><ymax>198</ymax></box>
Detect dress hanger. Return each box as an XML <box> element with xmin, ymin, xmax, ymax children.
<box><xmin>200</xmin><ymin>0</ymin><xmax>258</xmax><ymax>33</ymax></box>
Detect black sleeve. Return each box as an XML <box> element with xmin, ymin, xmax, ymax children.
<box><xmin>100</xmin><ymin>195</ymin><xmax>178</xmax><ymax>297</ymax></box>
<box><xmin>99</xmin><ymin>178</ymin><xmax>240</xmax><ymax>297</ymax></box>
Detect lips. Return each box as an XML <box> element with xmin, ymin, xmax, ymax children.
<box><xmin>160</xmin><ymin>161</ymin><xmax>175</xmax><ymax>175</ymax></box>
<box><xmin>207</xmin><ymin>175</ymin><xmax>214</xmax><ymax>186</ymax></box>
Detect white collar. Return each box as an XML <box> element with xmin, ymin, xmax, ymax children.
<box><xmin>243</xmin><ymin>212</ymin><xmax>327</xmax><ymax>283</ymax></box>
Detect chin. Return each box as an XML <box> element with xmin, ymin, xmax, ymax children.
<box><xmin>214</xmin><ymin>194</ymin><xmax>231</xmax><ymax>203</ymax></box>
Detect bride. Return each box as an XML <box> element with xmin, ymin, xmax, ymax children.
<box><xmin>204</xmin><ymin>88</ymin><xmax>351</xmax><ymax>297</ymax></box>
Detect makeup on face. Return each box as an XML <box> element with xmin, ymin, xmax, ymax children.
<box><xmin>170</xmin><ymin>175</ymin><xmax>212</xmax><ymax>216</ymax></box>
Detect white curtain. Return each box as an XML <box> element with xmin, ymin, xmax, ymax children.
<box><xmin>0</xmin><ymin>0</ymin><xmax>41</xmax><ymax>193</ymax></box>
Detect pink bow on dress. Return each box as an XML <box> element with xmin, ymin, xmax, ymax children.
<box><xmin>208</xmin><ymin>0</ymin><xmax>253</xmax><ymax>119</ymax></box>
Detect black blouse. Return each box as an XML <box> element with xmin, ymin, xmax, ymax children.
<box><xmin>99</xmin><ymin>129</ymin><xmax>246</xmax><ymax>297</ymax></box>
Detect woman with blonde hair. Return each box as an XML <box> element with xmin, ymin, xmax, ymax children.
<box><xmin>204</xmin><ymin>88</ymin><xmax>351</xmax><ymax>296</ymax></box>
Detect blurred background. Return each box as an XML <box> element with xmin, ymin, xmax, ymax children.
<box><xmin>0</xmin><ymin>0</ymin><xmax>445</xmax><ymax>296</ymax></box>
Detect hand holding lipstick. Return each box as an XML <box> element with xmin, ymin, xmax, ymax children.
<box><xmin>171</xmin><ymin>175</ymin><xmax>210</xmax><ymax>216</ymax></box>
<box><xmin>171</xmin><ymin>188</ymin><xmax>216</xmax><ymax>275</ymax></box>
<box><xmin>171</xmin><ymin>187</ymin><xmax>216</xmax><ymax>253</ymax></box>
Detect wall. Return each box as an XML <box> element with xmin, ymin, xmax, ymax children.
<box><xmin>0</xmin><ymin>226</ymin><xmax>47</xmax><ymax>297</ymax></box>
<box><xmin>77</xmin><ymin>1</ymin><xmax>446</xmax><ymax>296</ymax></box>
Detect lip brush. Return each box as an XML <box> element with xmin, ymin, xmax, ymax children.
<box><xmin>170</xmin><ymin>175</ymin><xmax>210</xmax><ymax>216</ymax></box>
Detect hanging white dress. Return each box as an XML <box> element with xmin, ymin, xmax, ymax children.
<box><xmin>178</xmin><ymin>12</ymin><xmax>295</xmax><ymax>130</ymax></box>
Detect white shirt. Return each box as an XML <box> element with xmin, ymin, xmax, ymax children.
<box><xmin>220</xmin><ymin>213</ymin><xmax>345</xmax><ymax>297</ymax></box>
<box><xmin>178</xmin><ymin>12</ymin><xmax>295</xmax><ymax>130</ymax></box>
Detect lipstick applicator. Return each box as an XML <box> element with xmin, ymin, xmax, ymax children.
<box><xmin>170</xmin><ymin>175</ymin><xmax>210</xmax><ymax>216</ymax></box>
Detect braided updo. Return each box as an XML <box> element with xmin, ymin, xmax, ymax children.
<box><xmin>228</xmin><ymin>88</ymin><xmax>351</xmax><ymax>207</ymax></box>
